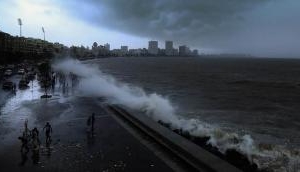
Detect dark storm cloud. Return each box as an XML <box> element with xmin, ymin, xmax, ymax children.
<box><xmin>57</xmin><ymin>0</ymin><xmax>300</xmax><ymax>57</ymax></box>
<box><xmin>63</xmin><ymin>0</ymin><xmax>267</xmax><ymax>41</ymax></box>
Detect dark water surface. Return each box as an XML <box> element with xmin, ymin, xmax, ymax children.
<box><xmin>92</xmin><ymin>57</ymin><xmax>300</xmax><ymax>147</ymax></box>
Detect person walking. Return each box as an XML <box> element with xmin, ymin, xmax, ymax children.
<box><xmin>43</xmin><ymin>122</ymin><xmax>52</xmax><ymax>144</ymax></box>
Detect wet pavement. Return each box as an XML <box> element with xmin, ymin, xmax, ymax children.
<box><xmin>0</xmin><ymin>77</ymin><xmax>173</xmax><ymax>172</ymax></box>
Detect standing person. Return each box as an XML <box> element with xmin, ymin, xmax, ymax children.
<box><xmin>43</xmin><ymin>122</ymin><xmax>52</xmax><ymax>144</ymax></box>
<box><xmin>24</xmin><ymin>119</ymin><xmax>28</xmax><ymax>130</ymax></box>
<box><xmin>91</xmin><ymin>113</ymin><xmax>95</xmax><ymax>132</ymax></box>
<box><xmin>18</xmin><ymin>132</ymin><xmax>29</xmax><ymax>153</ymax></box>
<box><xmin>24</xmin><ymin>119</ymin><xmax>30</xmax><ymax>138</ymax></box>
<box><xmin>51</xmin><ymin>76</ymin><xmax>55</xmax><ymax>90</ymax></box>
<box><xmin>13</xmin><ymin>83</ymin><xmax>17</xmax><ymax>93</ymax></box>
<box><xmin>31</xmin><ymin>127</ymin><xmax>40</xmax><ymax>149</ymax></box>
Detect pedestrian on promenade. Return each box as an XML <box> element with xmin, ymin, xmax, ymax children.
<box><xmin>13</xmin><ymin>83</ymin><xmax>16</xmax><ymax>93</ymax></box>
<box><xmin>18</xmin><ymin>132</ymin><xmax>29</xmax><ymax>153</ymax></box>
<box><xmin>31</xmin><ymin>127</ymin><xmax>40</xmax><ymax>149</ymax></box>
<box><xmin>91</xmin><ymin>113</ymin><xmax>95</xmax><ymax>132</ymax></box>
<box><xmin>24</xmin><ymin>119</ymin><xmax>30</xmax><ymax>138</ymax></box>
<box><xmin>87</xmin><ymin>113</ymin><xmax>96</xmax><ymax>133</ymax></box>
<box><xmin>43</xmin><ymin>122</ymin><xmax>52</xmax><ymax>144</ymax></box>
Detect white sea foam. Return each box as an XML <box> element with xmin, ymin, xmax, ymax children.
<box><xmin>53</xmin><ymin>58</ymin><xmax>300</xmax><ymax>172</ymax></box>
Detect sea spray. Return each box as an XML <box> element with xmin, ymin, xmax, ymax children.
<box><xmin>53</xmin><ymin>58</ymin><xmax>178</xmax><ymax>125</ymax></box>
<box><xmin>52</xmin><ymin>58</ymin><xmax>300</xmax><ymax>171</ymax></box>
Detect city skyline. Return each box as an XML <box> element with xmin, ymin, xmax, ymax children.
<box><xmin>0</xmin><ymin>16</ymin><xmax>199</xmax><ymax>53</ymax></box>
<box><xmin>0</xmin><ymin>30</ymin><xmax>200</xmax><ymax>63</ymax></box>
<box><xmin>0</xmin><ymin>0</ymin><xmax>300</xmax><ymax>57</ymax></box>
<box><xmin>1</xmin><ymin>17</ymin><xmax>199</xmax><ymax>55</ymax></box>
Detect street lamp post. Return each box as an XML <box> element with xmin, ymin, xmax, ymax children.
<box><xmin>42</xmin><ymin>27</ymin><xmax>45</xmax><ymax>52</ymax></box>
<box><xmin>42</xmin><ymin>27</ymin><xmax>45</xmax><ymax>41</ymax></box>
<box><xmin>17</xmin><ymin>18</ymin><xmax>22</xmax><ymax>53</ymax></box>
<box><xmin>18</xmin><ymin>18</ymin><xmax>22</xmax><ymax>37</ymax></box>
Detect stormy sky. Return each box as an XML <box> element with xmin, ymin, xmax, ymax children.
<box><xmin>1</xmin><ymin>0</ymin><xmax>300</xmax><ymax>57</ymax></box>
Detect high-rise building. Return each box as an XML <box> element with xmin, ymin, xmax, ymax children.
<box><xmin>148</xmin><ymin>41</ymin><xmax>158</xmax><ymax>55</ymax></box>
<box><xmin>165</xmin><ymin>41</ymin><xmax>173</xmax><ymax>56</ymax></box>
<box><xmin>179</xmin><ymin>45</ymin><xmax>191</xmax><ymax>56</ymax></box>
<box><xmin>104</xmin><ymin>43</ymin><xmax>110</xmax><ymax>51</ymax></box>
<box><xmin>192</xmin><ymin>49</ymin><xmax>198</xmax><ymax>56</ymax></box>
<box><xmin>121</xmin><ymin>46</ymin><xmax>128</xmax><ymax>52</ymax></box>
<box><xmin>173</xmin><ymin>49</ymin><xmax>179</xmax><ymax>56</ymax></box>
<box><xmin>121</xmin><ymin>46</ymin><xmax>128</xmax><ymax>55</ymax></box>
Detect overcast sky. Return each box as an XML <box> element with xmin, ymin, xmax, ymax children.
<box><xmin>0</xmin><ymin>0</ymin><xmax>299</xmax><ymax>57</ymax></box>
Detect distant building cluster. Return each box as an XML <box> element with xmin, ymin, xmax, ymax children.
<box><xmin>147</xmin><ymin>40</ymin><xmax>198</xmax><ymax>56</ymax></box>
<box><xmin>0</xmin><ymin>30</ymin><xmax>199</xmax><ymax>64</ymax></box>
<box><xmin>0</xmin><ymin>31</ymin><xmax>67</xmax><ymax>55</ymax></box>
<box><xmin>95</xmin><ymin>40</ymin><xmax>199</xmax><ymax>57</ymax></box>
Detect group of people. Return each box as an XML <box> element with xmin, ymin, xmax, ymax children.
<box><xmin>18</xmin><ymin>112</ymin><xmax>96</xmax><ymax>158</ymax></box>
<box><xmin>18</xmin><ymin>120</ymin><xmax>53</xmax><ymax>153</ymax></box>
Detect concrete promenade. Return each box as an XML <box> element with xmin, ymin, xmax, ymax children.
<box><xmin>0</xmin><ymin>78</ymin><xmax>173</xmax><ymax>172</ymax></box>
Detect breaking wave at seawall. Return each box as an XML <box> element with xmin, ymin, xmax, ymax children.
<box><xmin>52</xmin><ymin>58</ymin><xmax>300</xmax><ymax>172</ymax></box>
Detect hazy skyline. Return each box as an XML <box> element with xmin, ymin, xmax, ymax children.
<box><xmin>0</xmin><ymin>0</ymin><xmax>299</xmax><ymax>57</ymax></box>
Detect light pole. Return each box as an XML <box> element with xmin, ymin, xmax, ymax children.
<box><xmin>18</xmin><ymin>18</ymin><xmax>22</xmax><ymax>37</ymax></box>
<box><xmin>42</xmin><ymin>27</ymin><xmax>45</xmax><ymax>41</ymax></box>
<box><xmin>42</xmin><ymin>27</ymin><xmax>45</xmax><ymax>51</ymax></box>
<box><xmin>17</xmin><ymin>18</ymin><xmax>22</xmax><ymax>52</ymax></box>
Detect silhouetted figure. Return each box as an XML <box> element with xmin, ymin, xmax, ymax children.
<box><xmin>18</xmin><ymin>132</ymin><xmax>29</xmax><ymax>153</ymax></box>
<box><xmin>87</xmin><ymin>113</ymin><xmax>96</xmax><ymax>133</ymax></box>
<box><xmin>31</xmin><ymin>127</ymin><xmax>40</xmax><ymax>164</ymax></box>
<box><xmin>13</xmin><ymin>83</ymin><xmax>17</xmax><ymax>94</ymax></box>
<box><xmin>24</xmin><ymin>119</ymin><xmax>30</xmax><ymax>138</ymax></box>
<box><xmin>24</xmin><ymin>119</ymin><xmax>28</xmax><ymax>130</ymax></box>
<box><xmin>91</xmin><ymin>113</ymin><xmax>95</xmax><ymax>132</ymax></box>
<box><xmin>43</xmin><ymin>122</ymin><xmax>52</xmax><ymax>144</ymax></box>
<box><xmin>31</xmin><ymin>127</ymin><xmax>40</xmax><ymax>148</ymax></box>
<box><xmin>51</xmin><ymin>75</ymin><xmax>55</xmax><ymax>90</ymax></box>
<box><xmin>62</xmin><ymin>81</ymin><xmax>66</xmax><ymax>93</ymax></box>
<box><xmin>32</xmin><ymin>127</ymin><xmax>39</xmax><ymax>138</ymax></box>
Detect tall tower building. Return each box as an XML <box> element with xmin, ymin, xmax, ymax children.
<box><xmin>148</xmin><ymin>41</ymin><xmax>158</xmax><ymax>55</ymax></box>
<box><xmin>165</xmin><ymin>41</ymin><xmax>173</xmax><ymax>56</ymax></box>
<box><xmin>179</xmin><ymin>45</ymin><xmax>191</xmax><ymax>56</ymax></box>
<box><xmin>104</xmin><ymin>43</ymin><xmax>110</xmax><ymax>51</ymax></box>
<box><xmin>121</xmin><ymin>46</ymin><xmax>128</xmax><ymax>55</ymax></box>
